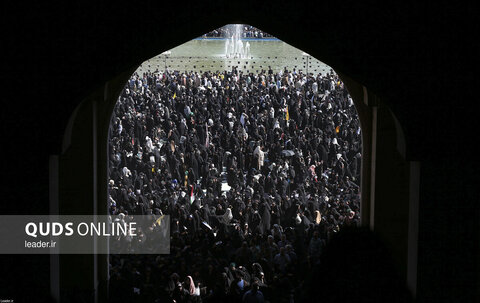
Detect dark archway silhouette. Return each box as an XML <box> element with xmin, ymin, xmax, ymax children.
<box><xmin>51</xmin><ymin>22</ymin><xmax>418</xmax><ymax>303</ymax></box>
<box><xmin>3</xmin><ymin>2</ymin><xmax>477</xmax><ymax>303</ymax></box>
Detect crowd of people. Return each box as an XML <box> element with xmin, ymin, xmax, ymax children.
<box><xmin>107</xmin><ymin>65</ymin><xmax>362</xmax><ymax>302</ymax></box>
<box><xmin>202</xmin><ymin>25</ymin><xmax>275</xmax><ymax>39</ymax></box>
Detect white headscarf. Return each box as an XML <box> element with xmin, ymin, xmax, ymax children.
<box><xmin>186</xmin><ymin>276</ymin><xmax>196</xmax><ymax>296</ymax></box>
<box><xmin>223</xmin><ymin>208</ymin><xmax>233</xmax><ymax>224</ymax></box>
<box><xmin>145</xmin><ymin>136</ymin><xmax>153</xmax><ymax>152</ymax></box>
<box><xmin>295</xmin><ymin>214</ymin><xmax>302</xmax><ymax>225</ymax></box>
<box><xmin>122</xmin><ymin>167</ymin><xmax>131</xmax><ymax>177</ymax></box>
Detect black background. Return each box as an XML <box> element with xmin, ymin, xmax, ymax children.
<box><xmin>0</xmin><ymin>1</ymin><xmax>478</xmax><ymax>302</ymax></box>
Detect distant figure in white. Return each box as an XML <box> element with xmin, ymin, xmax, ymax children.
<box><xmin>312</xmin><ymin>81</ymin><xmax>318</xmax><ymax>96</ymax></box>
<box><xmin>253</xmin><ymin>144</ymin><xmax>265</xmax><ymax>170</ymax></box>
<box><xmin>223</xmin><ymin>208</ymin><xmax>233</xmax><ymax>224</ymax></box>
